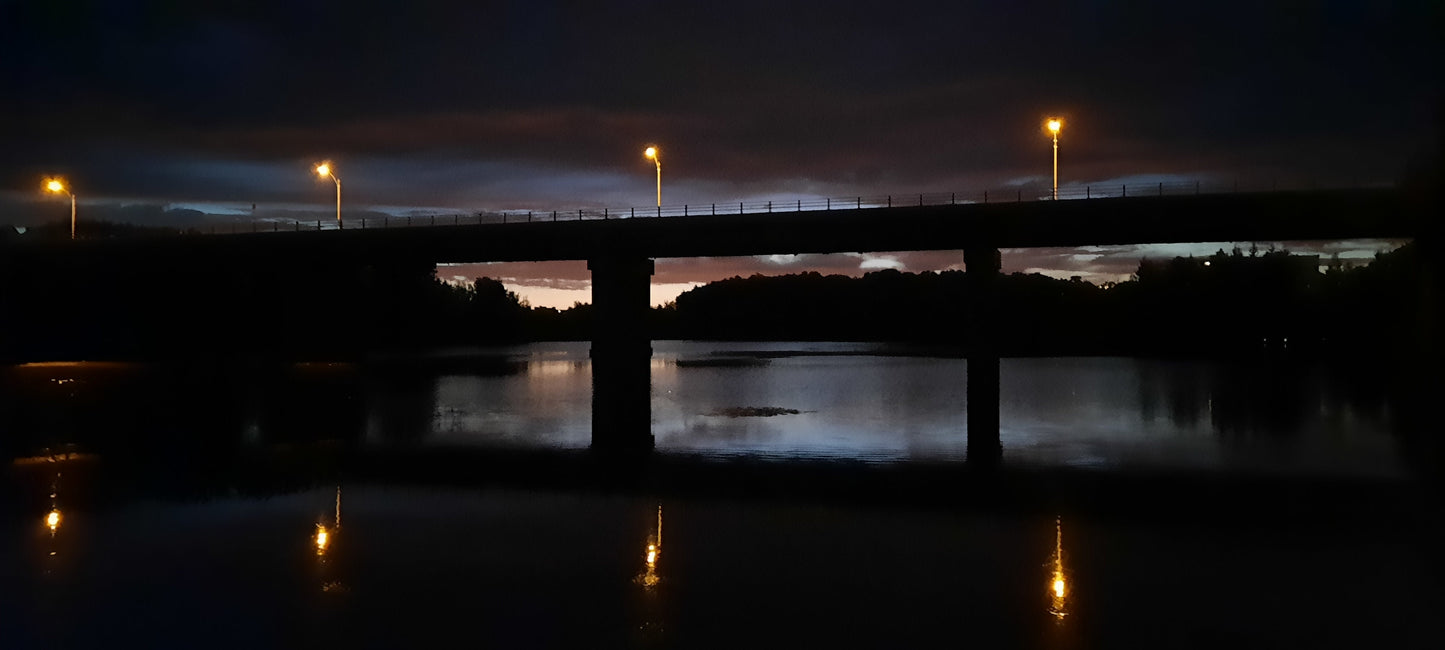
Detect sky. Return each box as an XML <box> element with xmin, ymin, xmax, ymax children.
<box><xmin>1</xmin><ymin>1</ymin><xmax>1438</xmax><ymax>307</ymax></box>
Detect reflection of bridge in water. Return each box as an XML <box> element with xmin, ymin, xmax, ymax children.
<box><xmin>3</xmin><ymin>187</ymin><xmax>1427</xmax><ymax>463</ymax></box>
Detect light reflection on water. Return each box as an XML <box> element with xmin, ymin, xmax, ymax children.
<box><xmin>314</xmin><ymin>524</ymin><xmax>330</xmax><ymax>554</ymax></box>
<box><xmin>4</xmin><ymin>478</ymin><xmax>1438</xmax><ymax>647</ymax></box>
<box><xmin>0</xmin><ymin>347</ymin><xmax>1431</xmax><ymax>646</ymax></box>
<box><xmin>45</xmin><ymin>472</ymin><xmax>62</xmax><ymax>539</ymax></box>
<box><xmin>314</xmin><ymin>486</ymin><xmax>341</xmax><ymax>557</ymax></box>
<box><xmin>314</xmin><ymin>486</ymin><xmax>347</xmax><ymax>594</ymax></box>
<box><xmin>637</xmin><ymin>505</ymin><xmax>663</xmax><ymax>589</ymax></box>
<box><xmin>632</xmin><ymin>504</ymin><xmax>668</xmax><ymax>645</ymax></box>
<box><xmin>1049</xmin><ymin>516</ymin><xmax>1069</xmax><ymax>620</ymax></box>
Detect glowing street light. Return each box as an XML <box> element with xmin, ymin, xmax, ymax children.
<box><xmin>1045</xmin><ymin>118</ymin><xmax>1063</xmax><ymax>200</ymax></box>
<box><xmin>643</xmin><ymin>146</ymin><xmax>661</xmax><ymax>207</ymax></box>
<box><xmin>44</xmin><ymin>178</ymin><xmax>77</xmax><ymax>239</ymax></box>
<box><xmin>315</xmin><ymin>163</ymin><xmax>342</xmax><ymax>229</ymax></box>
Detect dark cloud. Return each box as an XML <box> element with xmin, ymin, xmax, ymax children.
<box><xmin>0</xmin><ymin>1</ymin><xmax>1435</xmax><ymax>290</ymax></box>
<box><xmin>4</xmin><ymin>1</ymin><xmax>1437</xmax><ymax>201</ymax></box>
<box><xmin>0</xmin><ymin>194</ymin><xmax>217</xmax><ymax>229</ymax></box>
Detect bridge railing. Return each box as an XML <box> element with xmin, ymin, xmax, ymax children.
<box><xmin>188</xmin><ymin>179</ymin><xmax>1346</xmax><ymax>235</ymax></box>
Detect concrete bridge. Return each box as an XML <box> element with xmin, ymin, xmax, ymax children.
<box><xmin>2</xmin><ymin>187</ymin><xmax>1428</xmax><ymax>463</ymax></box>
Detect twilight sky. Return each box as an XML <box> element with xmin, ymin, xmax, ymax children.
<box><xmin>1</xmin><ymin>1</ymin><xmax>1437</xmax><ymax>307</ymax></box>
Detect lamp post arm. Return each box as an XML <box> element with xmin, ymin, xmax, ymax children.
<box><xmin>1052</xmin><ymin>135</ymin><xmax>1059</xmax><ymax>201</ymax></box>
<box><xmin>331</xmin><ymin>174</ymin><xmax>342</xmax><ymax>228</ymax></box>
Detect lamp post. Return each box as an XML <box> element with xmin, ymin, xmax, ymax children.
<box><xmin>643</xmin><ymin>146</ymin><xmax>661</xmax><ymax>207</ymax></box>
<box><xmin>315</xmin><ymin>163</ymin><xmax>342</xmax><ymax>229</ymax></box>
<box><xmin>1046</xmin><ymin>118</ymin><xmax>1062</xmax><ymax>200</ymax></box>
<box><xmin>44</xmin><ymin>178</ymin><xmax>76</xmax><ymax>240</ymax></box>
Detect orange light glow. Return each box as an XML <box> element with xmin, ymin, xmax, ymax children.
<box><xmin>315</xmin><ymin>163</ymin><xmax>331</xmax><ymax>177</ymax></box>
<box><xmin>315</xmin><ymin>525</ymin><xmax>330</xmax><ymax>554</ymax></box>
<box><xmin>1048</xmin><ymin>516</ymin><xmax>1068</xmax><ymax>619</ymax></box>
<box><xmin>1047</xmin><ymin>118</ymin><xmax>1062</xmax><ymax>134</ymax></box>
<box><xmin>46</xmin><ymin>509</ymin><xmax>61</xmax><ymax>532</ymax></box>
<box><xmin>637</xmin><ymin>505</ymin><xmax>664</xmax><ymax>588</ymax></box>
<box><xmin>45</xmin><ymin>179</ymin><xmax>66</xmax><ymax>193</ymax></box>
<box><xmin>644</xmin><ymin>147</ymin><xmax>657</xmax><ymax>160</ymax></box>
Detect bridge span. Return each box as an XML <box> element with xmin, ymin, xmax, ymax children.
<box><xmin>2</xmin><ymin>187</ymin><xmax>1427</xmax><ymax>462</ymax></box>
<box><xmin>21</xmin><ymin>186</ymin><xmax>1414</xmax><ymax>263</ymax></box>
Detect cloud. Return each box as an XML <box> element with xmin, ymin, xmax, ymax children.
<box><xmin>5</xmin><ymin>0</ymin><xmax>1435</xmax><ymax>214</ymax></box>
<box><xmin>858</xmin><ymin>255</ymin><xmax>905</xmax><ymax>270</ymax></box>
<box><xmin>0</xmin><ymin>194</ymin><xmax>229</xmax><ymax>229</ymax></box>
<box><xmin>441</xmin><ymin>261</ymin><xmax>591</xmax><ymax>285</ymax></box>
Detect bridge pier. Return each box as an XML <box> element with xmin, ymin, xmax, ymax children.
<box><xmin>965</xmin><ymin>245</ymin><xmax>1002</xmax><ymax>467</ymax></box>
<box><xmin>588</xmin><ymin>256</ymin><xmax>656</xmax><ymax>452</ymax></box>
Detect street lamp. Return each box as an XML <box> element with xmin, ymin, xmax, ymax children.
<box><xmin>315</xmin><ymin>163</ymin><xmax>342</xmax><ymax>229</ymax></box>
<box><xmin>643</xmin><ymin>146</ymin><xmax>661</xmax><ymax>207</ymax></box>
<box><xmin>1045</xmin><ymin>118</ymin><xmax>1062</xmax><ymax>200</ymax></box>
<box><xmin>44</xmin><ymin>178</ymin><xmax>77</xmax><ymax>240</ymax></box>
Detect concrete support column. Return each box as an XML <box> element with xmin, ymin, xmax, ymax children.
<box><xmin>588</xmin><ymin>256</ymin><xmax>656</xmax><ymax>452</ymax></box>
<box><xmin>965</xmin><ymin>245</ymin><xmax>1002</xmax><ymax>467</ymax></box>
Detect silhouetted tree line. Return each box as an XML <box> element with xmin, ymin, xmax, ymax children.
<box><xmin>651</xmin><ymin>243</ymin><xmax>1430</xmax><ymax>356</ymax></box>
<box><xmin>429</xmin><ymin>277</ymin><xmax>593</xmax><ymax>342</ymax></box>
<box><xmin>0</xmin><ymin>240</ymin><xmax>1429</xmax><ymax>362</ymax></box>
<box><xmin>0</xmin><ymin>246</ymin><xmax>475</xmax><ymax>361</ymax></box>
<box><xmin>421</xmin><ymin>243</ymin><xmax>1429</xmax><ymax>357</ymax></box>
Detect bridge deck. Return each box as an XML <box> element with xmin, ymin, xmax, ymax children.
<box><xmin>8</xmin><ymin>188</ymin><xmax>1420</xmax><ymax>265</ymax></box>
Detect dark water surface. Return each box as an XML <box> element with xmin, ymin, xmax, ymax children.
<box><xmin>4</xmin><ymin>480</ymin><xmax>1439</xmax><ymax>649</ymax></box>
<box><xmin>4</xmin><ymin>341</ymin><xmax>1420</xmax><ymax>474</ymax></box>
<box><xmin>2</xmin><ymin>343</ymin><xmax>1439</xmax><ymax>647</ymax></box>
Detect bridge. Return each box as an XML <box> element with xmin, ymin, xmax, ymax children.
<box><xmin>14</xmin><ymin>185</ymin><xmax>1414</xmax><ymax>261</ymax></box>
<box><xmin>1</xmin><ymin>187</ymin><xmax>1429</xmax><ymax>463</ymax></box>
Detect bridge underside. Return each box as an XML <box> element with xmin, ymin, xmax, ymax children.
<box><xmin>1</xmin><ymin>187</ymin><xmax>1430</xmax><ymax>460</ymax></box>
<box><xmin>8</xmin><ymin>189</ymin><xmax>1419</xmax><ymax>267</ymax></box>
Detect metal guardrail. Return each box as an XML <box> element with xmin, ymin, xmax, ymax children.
<box><xmin>192</xmin><ymin>179</ymin><xmax>1342</xmax><ymax>235</ymax></box>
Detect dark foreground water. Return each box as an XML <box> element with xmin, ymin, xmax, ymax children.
<box><xmin>2</xmin><ymin>343</ymin><xmax>1440</xmax><ymax>647</ymax></box>
<box><xmin>3</xmin><ymin>479</ymin><xmax>1440</xmax><ymax>649</ymax></box>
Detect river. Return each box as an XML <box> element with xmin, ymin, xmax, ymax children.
<box><xmin>2</xmin><ymin>342</ymin><xmax>1437</xmax><ymax>647</ymax></box>
<box><xmin>1</xmin><ymin>341</ymin><xmax>1420</xmax><ymax>478</ymax></box>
